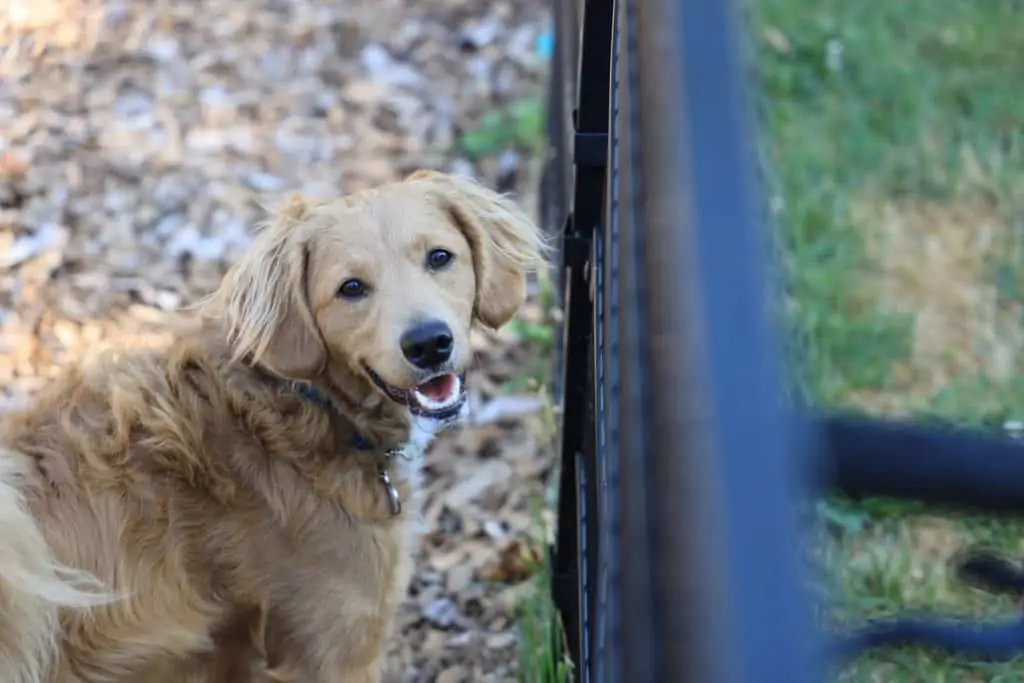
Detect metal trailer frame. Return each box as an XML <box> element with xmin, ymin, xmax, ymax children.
<box><xmin>547</xmin><ymin>0</ymin><xmax>1024</xmax><ymax>681</ymax></box>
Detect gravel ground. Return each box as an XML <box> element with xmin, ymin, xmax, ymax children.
<box><xmin>1</xmin><ymin>1</ymin><xmax>558</xmax><ymax>680</ymax></box>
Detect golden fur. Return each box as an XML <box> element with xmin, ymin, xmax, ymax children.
<box><xmin>0</xmin><ymin>170</ymin><xmax>548</xmax><ymax>682</ymax></box>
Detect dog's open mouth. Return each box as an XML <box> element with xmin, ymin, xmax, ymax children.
<box><xmin>366</xmin><ymin>367</ymin><xmax>467</xmax><ymax>420</ymax></box>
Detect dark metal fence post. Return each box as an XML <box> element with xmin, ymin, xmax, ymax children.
<box><xmin>551</xmin><ymin>0</ymin><xmax>615</xmax><ymax>678</ymax></box>
<box><xmin>623</xmin><ymin>0</ymin><xmax>824</xmax><ymax>681</ymax></box>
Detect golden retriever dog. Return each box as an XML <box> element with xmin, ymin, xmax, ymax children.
<box><xmin>0</xmin><ymin>169</ymin><xmax>548</xmax><ymax>682</ymax></box>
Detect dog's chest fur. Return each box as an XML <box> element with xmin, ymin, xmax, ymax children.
<box><xmin>387</xmin><ymin>405</ymin><xmax>468</xmax><ymax>566</ymax></box>
<box><xmin>391</xmin><ymin>412</ymin><xmax>454</xmax><ymax>542</ymax></box>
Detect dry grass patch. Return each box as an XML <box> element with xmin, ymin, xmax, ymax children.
<box><xmin>848</xmin><ymin>197</ymin><xmax>1024</xmax><ymax>414</ymax></box>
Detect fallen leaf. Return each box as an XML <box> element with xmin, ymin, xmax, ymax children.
<box><xmin>477</xmin><ymin>538</ymin><xmax>542</xmax><ymax>584</ymax></box>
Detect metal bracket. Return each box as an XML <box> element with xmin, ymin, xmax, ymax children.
<box><xmin>574</xmin><ymin>132</ymin><xmax>609</xmax><ymax>169</ymax></box>
<box><xmin>562</xmin><ymin>214</ymin><xmax>593</xmax><ymax>271</ymax></box>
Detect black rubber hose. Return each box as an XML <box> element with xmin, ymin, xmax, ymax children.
<box><xmin>818</xmin><ymin>412</ymin><xmax>1024</xmax><ymax>515</ymax></box>
<box><xmin>827</xmin><ymin>615</ymin><xmax>1024</xmax><ymax>662</ymax></box>
<box><xmin>810</xmin><ymin>414</ymin><xmax>1024</xmax><ymax>662</ymax></box>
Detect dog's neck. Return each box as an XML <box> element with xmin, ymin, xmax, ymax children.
<box><xmin>263</xmin><ymin>361</ymin><xmax>440</xmax><ymax>519</ymax></box>
<box><xmin>307</xmin><ymin>367</ymin><xmax>460</xmax><ymax>522</ymax></box>
<box><xmin>289</xmin><ymin>381</ymin><xmax>399</xmax><ymax>452</ymax></box>
<box><xmin>311</xmin><ymin>359</ymin><xmax>414</xmax><ymax>449</ymax></box>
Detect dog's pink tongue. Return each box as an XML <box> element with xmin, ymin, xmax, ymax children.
<box><xmin>418</xmin><ymin>374</ymin><xmax>456</xmax><ymax>401</ymax></box>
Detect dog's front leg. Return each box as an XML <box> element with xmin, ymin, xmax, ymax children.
<box><xmin>254</xmin><ymin>592</ymin><xmax>388</xmax><ymax>683</ymax></box>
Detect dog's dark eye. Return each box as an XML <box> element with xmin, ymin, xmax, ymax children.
<box><xmin>426</xmin><ymin>249</ymin><xmax>454</xmax><ymax>270</ymax></box>
<box><xmin>337</xmin><ymin>279</ymin><xmax>368</xmax><ymax>299</ymax></box>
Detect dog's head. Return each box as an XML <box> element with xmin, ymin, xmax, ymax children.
<box><xmin>210</xmin><ymin>170</ymin><xmax>549</xmax><ymax>421</ymax></box>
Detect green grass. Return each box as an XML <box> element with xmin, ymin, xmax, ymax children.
<box><xmin>457</xmin><ymin>96</ymin><xmax>546</xmax><ymax>161</ymax></box>
<box><xmin>756</xmin><ymin>0</ymin><xmax>1024</xmax><ymax>404</ymax></box>
<box><xmin>516</xmin><ymin>533</ymin><xmax>574</xmax><ymax>683</ymax></box>
<box><xmin>515</xmin><ymin>477</ymin><xmax>574</xmax><ymax>683</ymax></box>
<box><xmin>519</xmin><ymin>1</ymin><xmax>1024</xmax><ymax>680</ymax></box>
<box><xmin>755</xmin><ymin>0</ymin><xmax>1024</xmax><ymax>680</ymax></box>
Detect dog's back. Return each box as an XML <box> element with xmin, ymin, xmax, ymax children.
<box><xmin>0</xmin><ymin>338</ymin><xmax>250</xmax><ymax>683</ymax></box>
<box><xmin>0</xmin><ymin>333</ymin><xmax>348</xmax><ymax>683</ymax></box>
<box><xmin>0</xmin><ymin>449</ymin><xmax>115</xmax><ymax>683</ymax></box>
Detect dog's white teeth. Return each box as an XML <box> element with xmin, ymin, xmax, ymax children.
<box><xmin>414</xmin><ymin>392</ymin><xmax>455</xmax><ymax>410</ymax></box>
<box><xmin>413</xmin><ymin>375</ymin><xmax>461</xmax><ymax>410</ymax></box>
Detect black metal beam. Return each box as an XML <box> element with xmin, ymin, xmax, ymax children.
<box><xmin>551</xmin><ymin>0</ymin><xmax>615</xmax><ymax>679</ymax></box>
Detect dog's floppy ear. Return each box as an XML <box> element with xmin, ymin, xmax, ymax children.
<box><xmin>407</xmin><ymin>170</ymin><xmax>551</xmax><ymax>329</ymax></box>
<box><xmin>209</xmin><ymin>194</ymin><xmax>326</xmax><ymax>379</ymax></box>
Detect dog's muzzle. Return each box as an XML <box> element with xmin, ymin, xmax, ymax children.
<box><xmin>365</xmin><ymin>367</ymin><xmax>467</xmax><ymax>421</ymax></box>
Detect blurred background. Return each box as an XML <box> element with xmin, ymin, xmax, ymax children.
<box><xmin>2</xmin><ymin>0</ymin><xmax>1024</xmax><ymax>681</ymax></box>
<box><xmin>758</xmin><ymin>2</ymin><xmax>1024</xmax><ymax>681</ymax></box>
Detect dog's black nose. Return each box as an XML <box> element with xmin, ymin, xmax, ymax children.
<box><xmin>401</xmin><ymin>320</ymin><xmax>454</xmax><ymax>369</ymax></box>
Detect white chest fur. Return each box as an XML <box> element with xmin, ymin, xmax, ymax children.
<box><xmin>391</xmin><ymin>404</ymin><xmax>469</xmax><ymax>541</ymax></box>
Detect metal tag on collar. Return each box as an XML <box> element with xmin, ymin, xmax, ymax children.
<box><xmin>378</xmin><ymin>468</ymin><xmax>402</xmax><ymax>516</ymax></box>
<box><xmin>378</xmin><ymin>448</ymin><xmax>407</xmax><ymax>516</ymax></box>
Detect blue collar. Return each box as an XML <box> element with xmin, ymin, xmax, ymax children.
<box><xmin>288</xmin><ymin>380</ymin><xmax>403</xmax><ymax>516</ymax></box>
<box><xmin>292</xmin><ymin>382</ymin><xmax>372</xmax><ymax>452</ymax></box>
